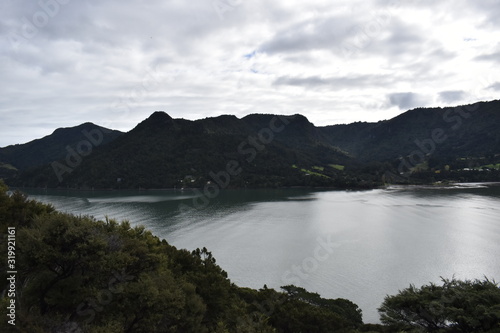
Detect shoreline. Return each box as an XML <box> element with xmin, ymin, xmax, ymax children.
<box><xmin>13</xmin><ymin>181</ymin><xmax>500</xmax><ymax>193</ymax></box>
<box><xmin>384</xmin><ymin>181</ymin><xmax>500</xmax><ymax>190</ymax></box>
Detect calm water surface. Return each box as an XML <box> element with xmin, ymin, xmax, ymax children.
<box><xmin>24</xmin><ymin>184</ymin><xmax>500</xmax><ymax>323</ymax></box>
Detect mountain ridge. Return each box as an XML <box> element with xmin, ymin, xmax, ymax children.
<box><xmin>0</xmin><ymin>123</ymin><xmax>123</xmax><ymax>173</ymax></box>
<box><xmin>2</xmin><ymin>99</ymin><xmax>500</xmax><ymax>189</ymax></box>
<box><xmin>320</xmin><ymin>100</ymin><xmax>500</xmax><ymax>161</ymax></box>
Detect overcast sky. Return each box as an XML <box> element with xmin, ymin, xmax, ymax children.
<box><xmin>1</xmin><ymin>0</ymin><xmax>499</xmax><ymax>147</ymax></box>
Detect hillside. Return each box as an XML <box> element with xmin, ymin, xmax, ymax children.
<box><xmin>0</xmin><ymin>123</ymin><xmax>123</xmax><ymax>177</ymax></box>
<box><xmin>320</xmin><ymin>100</ymin><xmax>500</xmax><ymax>162</ymax></box>
<box><xmin>4</xmin><ymin>100</ymin><xmax>500</xmax><ymax>189</ymax></box>
<box><xmin>9</xmin><ymin>113</ymin><xmax>358</xmax><ymax>189</ymax></box>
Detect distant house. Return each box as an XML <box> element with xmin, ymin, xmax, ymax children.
<box><xmin>183</xmin><ymin>175</ymin><xmax>196</xmax><ymax>183</ymax></box>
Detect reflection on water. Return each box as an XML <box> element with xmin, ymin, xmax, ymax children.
<box><xmin>23</xmin><ymin>184</ymin><xmax>500</xmax><ymax>323</ymax></box>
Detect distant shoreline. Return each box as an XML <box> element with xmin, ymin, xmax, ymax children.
<box><xmin>384</xmin><ymin>181</ymin><xmax>500</xmax><ymax>190</ymax></box>
<box><xmin>13</xmin><ymin>181</ymin><xmax>500</xmax><ymax>193</ymax></box>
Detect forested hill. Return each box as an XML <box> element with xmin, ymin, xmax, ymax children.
<box><xmin>319</xmin><ymin>99</ymin><xmax>500</xmax><ymax>162</ymax></box>
<box><xmin>7</xmin><ymin>113</ymin><xmax>355</xmax><ymax>189</ymax></box>
<box><xmin>3</xmin><ymin>99</ymin><xmax>500</xmax><ymax>189</ymax></box>
<box><xmin>0</xmin><ymin>123</ymin><xmax>123</xmax><ymax>179</ymax></box>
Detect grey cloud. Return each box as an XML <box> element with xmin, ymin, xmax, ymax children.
<box><xmin>2</xmin><ymin>0</ymin><xmax>223</xmax><ymax>55</ymax></box>
<box><xmin>259</xmin><ymin>12</ymin><xmax>399</xmax><ymax>57</ymax></box>
<box><xmin>259</xmin><ymin>11</ymin><xmax>451</xmax><ymax>70</ymax></box>
<box><xmin>274</xmin><ymin>76</ymin><xmax>327</xmax><ymax>87</ymax></box>
<box><xmin>475</xmin><ymin>51</ymin><xmax>500</xmax><ymax>63</ymax></box>
<box><xmin>361</xmin><ymin>19</ymin><xmax>454</xmax><ymax>63</ymax></box>
<box><xmin>488</xmin><ymin>82</ymin><xmax>500</xmax><ymax>91</ymax></box>
<box><xmin>273</xmin><ymin>74</ymin><xmax>395</xmax><ymax>90</ymax></box>
<box><xmin>259</xmin><ymin>14</ymin><xmax>362</xmax><ymax>54</ymax></box>
<box><xmin>388</xmin><ymin>92</ymin><xmax>429</xmax><ymax>110</ymax></box>
<box><xmin>469</xmin><ymin>0</ymin><xmax>500</xmax><ymax>28</ymax></box>
<box><xmin>373</xmin><ymin>19</ymin><xmax>423</xmax><ymax>49</ymax></box>
<box><xmin>438</xmin><ymin>90</ymin><xmax>466</xmax><ymax>103</ymax></box>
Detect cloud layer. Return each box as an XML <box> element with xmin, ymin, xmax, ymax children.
<box><xmin>1</xmin><ymin>0</ymin><xmax>499</xmax><ymax>146</ymax></box>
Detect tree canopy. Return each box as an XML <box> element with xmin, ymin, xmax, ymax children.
<box><xmin>378</xmin><ymin>277</ymin><xmax>500</xmax><ymax>332</ymax></box>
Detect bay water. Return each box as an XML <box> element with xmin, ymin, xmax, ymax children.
<box><xmin>24</xmin><ymin>184</ymin><xmax>500</xmax><ymax>323</ymax></box>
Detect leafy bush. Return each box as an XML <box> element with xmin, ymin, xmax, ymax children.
<box><xmin>378</xmin><ymin>277</ymin><xmax>500</xmax><ymax>332</ymax></box>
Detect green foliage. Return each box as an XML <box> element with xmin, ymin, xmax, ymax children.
<box><xmin>0</xmin><ymin>180</ymin><xmax>55</xmax><ymax>230</ymax></box>
<box><xmin>281</xmin><ymin>285</ymin><xmax>363</xmax><ymax>327</ymax></box>
<box><xmin>270</xmin><ymin>285</ymin><xmax>363</xmax><ymax>332</ymax></box>
<box><xmin>234</xmin><ymin>285</ymin><xmax>363</xmax><ymax>333</ymax></box>
<box><xmin>330</xmin><ymin>164</ymin><xmax>345</xmax><ymax>171</ymax></box>
<box><xmin>378</xmin><ymin>277</ymin><xmax>500</xmax><ymax>332</ymax></box>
